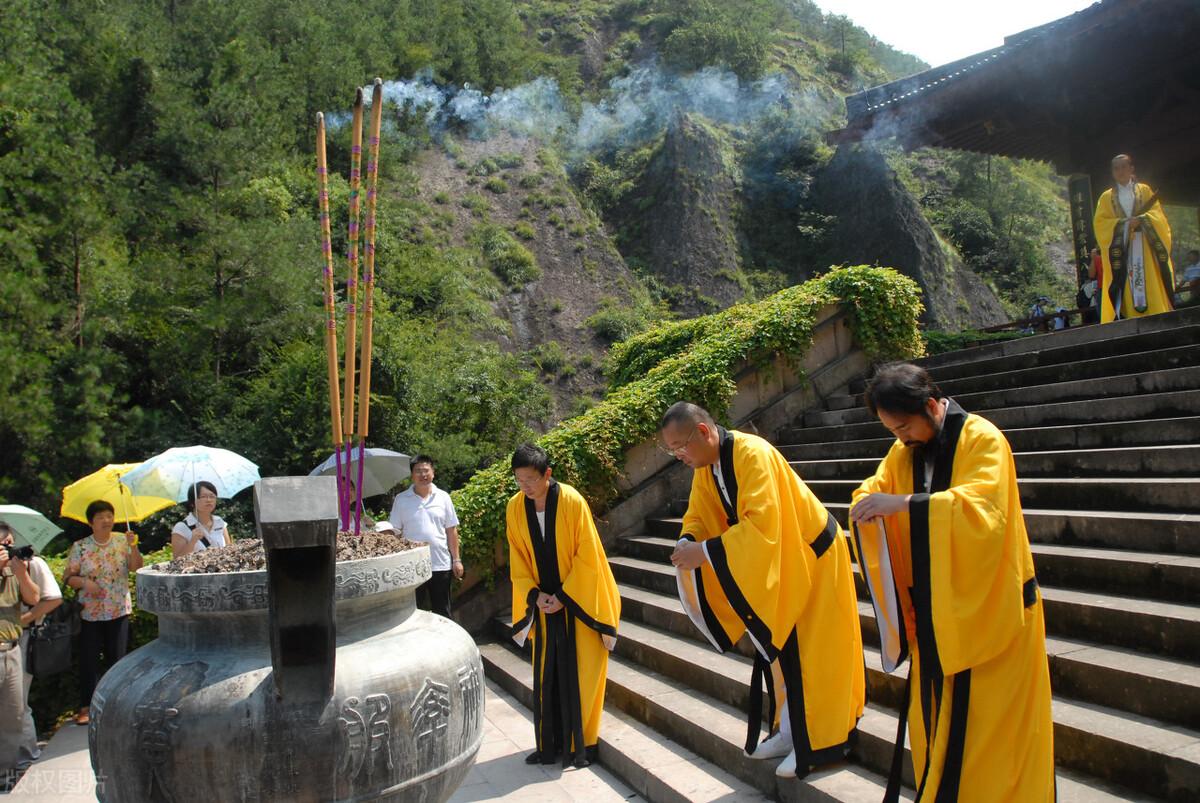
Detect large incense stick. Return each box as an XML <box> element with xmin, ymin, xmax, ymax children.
<box><xmin>340</xmin><ymin>89</ymin><xmax>365</xmax><ymax>530</ymax></box>
<box><xmin>315</xmin><ymin>113</ymin><xmax>347</xmax><ymax>527</ymax></box>
<box><xmin>354</xmin><ymin>78</ymin><xmax>384</xmax><ymax>535</ymax></box>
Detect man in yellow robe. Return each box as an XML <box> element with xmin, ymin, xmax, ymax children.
<box><xmin>507</xmin><ymin>443</ymin><xmax>621</xmax><ymax>768</ymax></box>
<box><xmin>850</xmin><ymin>363</ymin><xmax>1054</xmax><ymax>802</ymax></box>
<box><xmin>1094</xmin><ymin>153</ymin><xmax>1174</xmax><ymax>322</ymax></box>
<box><xmin>663</xmin><ymin>402</ymin><xmax>865</xmax><ymax>780</ymax></box>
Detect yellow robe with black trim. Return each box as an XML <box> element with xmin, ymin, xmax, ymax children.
<box><xmin>507</xmin><ymin>481</ymin><xmax>620</xmax><ymax>758</ymax></box>
<box><xmin>850</xmin><ymin>403</ymin><xmax>1054</xmax><ymax>802</ymax></box>
<box><xmin>1094</xmin><ymin>182</ymin><xmax>1174</xmax><ymax>322</ymax></box>
<box><xmin>680</xmin><ymin>428</ymin><xmax>865</xmax><ymax>767</ymax></box>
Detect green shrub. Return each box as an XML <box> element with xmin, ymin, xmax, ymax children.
<box><xmin>472</xmin><ymin>224</ymin><xmax>540</xmax><ymax>287</ymax></box>
<box><xmin>586</xmin><ymin>297</ymin><xmax>651</xmax><ymax>344</ymax></box>
<box><xmin>484</xmin><ymin>177</ymin><xmax>509</xmax><ymax>194</ymax></box>
<box><xmin>494</xmin><ymin>153</ymin><xmax>524</xmax><ymax>169</ymax></box>
<box><xmin>450</xmin><ymin>266</ymin><xmax>924</xmax><ymax>582</ymax></box>
<box><xmin>529</xmin><ymin>341</ymin><xmax>568</xmax><ymax>375</ymax></box>
<box><xmin>433</xmin><ymin>191</ymin><xmax>451</xmax><ymax>205</ymax></box>
<box><xmin>518</xmin><ymin>174</ymin><xmax>542</xmax><ymax>189</ymax></box>
<box><xmin>513</xmin><ymin>222</ymin><xmax>536</xmax><ymax>241</ymax></box>
<box><xmin>460</xmin><ymin>193</ymin><xmax>489</xmax><ymax>216</ymax></box>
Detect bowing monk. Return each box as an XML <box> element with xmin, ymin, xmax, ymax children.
<box><xmin>1094</xmin><ymin>154</ymin><xmax>1174</xmax><ymax>321</ymax></box>
<box><xmin>850</xmin><ymin>363</ymin><xmax>1054</xmax><ymax>802</ymax></box>
<box><xmin>507</xmin><ymin>443</ymin><xmax>620</xmax><ymax>768</ymax></box>
<box><xmin>664</xmin><ymin>402</ymin><xmax>864</xmax><ymax>779</ymax></box>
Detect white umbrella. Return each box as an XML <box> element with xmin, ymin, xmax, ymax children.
<box><xmin>310</xmin><ymin>448</ymin><xmax>410</xmax><ymax>498</ymax></box>
<box><xmin>121</xmin><ymin>446</ymin><xmax>261</xmax><ymax>502</ymax></box>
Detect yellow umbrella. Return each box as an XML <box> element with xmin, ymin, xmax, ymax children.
<box><xmin>60</xmin><ymin>463</ymin><xmax>175</xmax><ymax>525</ymax></box>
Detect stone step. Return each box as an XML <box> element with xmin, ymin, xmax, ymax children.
<box><xmin>599</xmin><ymin>601</ymin><xmax>1163</xmax><ymax>800</ymax></box>
<box><xmin>611</xmin><ymin>581</ymin><xmax>1193</xmax><ymax>799</ymax></box>
<box><xmin>779</xmin><ymin>388</ymin><xmax>1200</xmax><ymax>444</ymax></box>
<box><xmin>622</xmin><ymin>531</ymin><xmax>1200</xmax><ymax>605</ymax></box>
<box><xmin>617</xmin><ymin>571</ymin><xmax>1200</xmax><ymax>733</ymax></box>
<box><xmin>792</xmin><ymin>444</ymin><xmax>1200</xmax><ymax>481</ymax></box>
<box><xmin>912</xmin><ymin>304</ymin><xmax>1200</xmax><ymax>373</ymax></box>
<box><xmin>931</xmin><ymin>324</ymin><xmax>1200</xmax><ymax>382</ymax></box>
<box><xmin>775</xmin><ymin>416</ymin><xmax>1200</xmax><ymax>461</ymax></box>
<box><xmin>936</xmin><ymin>343</ymin><xmax>1200</xmax><ymax>396</ymax></box>
<box><xmin>613</xmin><ymin>547</ymin><xmax>1200</xmax><ymax>662</ymax></box>
<box><xmin>480</xmin><ymin>640</ymin><xmax>906</xmax><ymax>801</ymax></box>
<box><xmin>810</xmin><ymin>363</ymin><xmax>1200</xmax><ymax>428</ymax></box>
<box><xmin>651</xmin><ymin>503</ymin><xmax>1200</xmax><ymax>557</ymax></box>
<box><xmin>477</xmin><ymin>641</ymin><xmax>776</xmax><ymax>803</ymax></box>
<box><xmin>803</xmin><ymin>477</ymin><xmax>1200</xmax><ymax>515</ymax></box>
<box><xmin>855</xmin><ymin>601</ymin><xmax>1200</xmax><ymax>731</ymax></box>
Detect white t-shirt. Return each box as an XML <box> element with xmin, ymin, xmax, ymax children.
<box><xmin>534</xmin><ymin>510</ymin><xmax>546</xmax><ymax>541</ymax></box>
<box><xmin>389</xmin><ymin>485</ymin><xmax>460</xmax><ymax>571</ymax></box>
<box><xmin>171</xmin><ymin>514</ymin><xmax>228</xmax><ymax>552</ymax></box>
<box><xmin>22</xmin><ymin>557</ymin><xmax>62</xmax><ymax>626</ymax></box>
<box><xmin>712</xmin><ymin>459</ymin><xmax>731</xmax><ymax>507</ymax></box>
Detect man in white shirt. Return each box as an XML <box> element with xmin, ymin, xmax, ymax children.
<box><xmin>389</xmin><ymin>456</ymin><xmax>462</xmax><ymax>618</ymax></box>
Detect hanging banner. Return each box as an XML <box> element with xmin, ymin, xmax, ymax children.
<box><xmin>1068</xmin><ymin>174</ymin><xmax>1097</xmax><ymax>291</ymax></box>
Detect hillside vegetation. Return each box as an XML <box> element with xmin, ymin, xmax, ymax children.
<box><xmin>2</xmin><ymin>0</ymin><xmax>1091</xmax><ymax>534</ymax></box>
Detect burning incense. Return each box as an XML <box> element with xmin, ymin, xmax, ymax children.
<box><xmin>315</xmin><ymin>112</ymin><xmax>347</xmax><ymax>527</ymax></box>
<box><xmin>340</xmin><ymin>88</ymin><xmax>365</xmax><ymax>529</ymax></box>
<box><xmin>354</xmin><ymin>79</ymin><xmax>384</xmax><ymax>535</ymax></box>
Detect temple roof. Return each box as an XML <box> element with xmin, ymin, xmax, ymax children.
<box><xmin>831</xmin><ymin>0</ymin><xmax>1200</xmax><ymax>204</ymax></box>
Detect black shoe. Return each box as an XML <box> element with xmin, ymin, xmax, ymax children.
<box><xmin>524</xmin><ymin>750</ymin><xmax>543</xmax><ymax>765</ymax></box>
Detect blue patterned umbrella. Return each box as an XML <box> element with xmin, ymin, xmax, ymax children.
<box><xmin>121</xmin><ymin>446</ymin><xmax>261</xmax><ymax>503</ymax></box>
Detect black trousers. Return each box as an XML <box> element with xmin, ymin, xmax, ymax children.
<box><xmin>415</xmin><ymin>570</ymin><xmax>452</xmax><ymax>618</ymax></box>
<box><xmin>79</xmin><ymin>616</ymin><xmax>129</xmax><ymax>708</ymax></box>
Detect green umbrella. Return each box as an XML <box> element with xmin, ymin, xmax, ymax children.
<box><xmin>0</xmin><ymin>504</ymin><xmax>64</xmax><ymax>553</ymax></box>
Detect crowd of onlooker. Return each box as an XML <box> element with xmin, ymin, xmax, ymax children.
<box><xmin>0</xmin><ymin>455</ymin><xmax>461</xmax><ymax>781</ymax></box>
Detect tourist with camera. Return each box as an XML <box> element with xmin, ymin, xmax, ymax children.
<box><xmin>62</xmin><ymin>500</ymin><xmax>143</xmax><ymax>726</ymax></box>
<box><xmin>0</xmin><ymin>525</ymin><xmax>41</xmax><ymax>775</ymax></box>
<box><xmin>0</xmin><ymin>523</ymin><xmax>62</xmax><ymax>770</ymax></box>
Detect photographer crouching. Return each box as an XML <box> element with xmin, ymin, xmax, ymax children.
<box><xmin>0</xmin><ymin>524</ymin><xmax>41</xmax><ymax>778</ymax></box>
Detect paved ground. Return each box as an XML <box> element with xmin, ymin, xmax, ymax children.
<box><xmin>5</xmin><ymin>722</ymin><xmax>93</xmax><ymax>801</ymax></box>
<box><xmin>1</xmin><ymin>680</ymin><xmax>639</xmax><ymax>802</ymax></box>
<box><xmin>451</xmin><ymin>682</ymin><xmax>638</xmax><ymax>802</ymax></box>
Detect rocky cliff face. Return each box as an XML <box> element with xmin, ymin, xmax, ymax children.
<box><xmin>812</xmin><ymin>145</ymin><xmax>1007</xmax><ymax>330</ymax></box>
<box><xmin>613</xmin><ymin>114</ymin><xmax>747</xmax><ymax>313</ymax></box>
<box><xmin>412</xmin><ymin>133</ymin><xmax>647</xmax><ymax>416</ymax></box>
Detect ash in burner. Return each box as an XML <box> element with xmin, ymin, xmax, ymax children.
<box><xmin>155</xmin><ymin>531</ymin><xmax>421</xmax><ymax>574</ymax></box>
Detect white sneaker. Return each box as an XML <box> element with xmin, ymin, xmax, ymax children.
<box><xmin>746</xmin><ymin>730</ymin><xmax>791</xmax><ymax>759</ymax></box>
<box><xmin>775</xmin><ymin>749</ymin><xmax>798</xmax><ymax>778</ymax></box>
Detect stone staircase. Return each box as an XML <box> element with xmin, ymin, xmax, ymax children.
<box><xmin>482</xmin><ymin>305</ymin><xmax>1200</xmax><ymax>802</ymax></box>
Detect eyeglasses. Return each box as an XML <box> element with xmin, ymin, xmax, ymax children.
<box><xmin>658</xmin><ymin>426</ymin><xmax>698</xmax><ymax>459</ymax></box>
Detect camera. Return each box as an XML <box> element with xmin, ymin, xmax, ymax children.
<box><xmin>4</xmin><ymin>544</ymin><xmax>34</xmax><ymax>560</ymax></box>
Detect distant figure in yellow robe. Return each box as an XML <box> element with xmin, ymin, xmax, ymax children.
<box><xmin>507</xmin><ymin>443</ymin><xmax>620</xmax><ymax>768</ymax></box>
<box><xmin>1094</xmin><ymin>154</ymin><xmax>1174</xmax><ymax>322</ymax></box>
<box><xmin>850</xmin><ymin>363</ymin><xmax>1054</xmax><ymax>803</ymax></box>
<box><xmin>663</xmin><ymin>402</ymin><xmax>864</xmax><ymax>780</ymax></box>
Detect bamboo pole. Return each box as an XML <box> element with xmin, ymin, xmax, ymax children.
<box><xmin>315</xmin><ymin>112</ymin><xmax>347</xmax><ymax>527</ymax></box>
<box><xmin>354</xmin><ymin>79</ymin><xmax>384</xmax><ymax>535</ymax></box>
<box><xmin>340</xmin><ymin>89</ymin><xmax>365</xmax><ymax>530</ymax></box>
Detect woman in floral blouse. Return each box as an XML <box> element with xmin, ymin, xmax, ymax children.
<box><xmin>62</xmin><ymin>500</ymin><xmax>143</xmax><ymax>725</ymax></box>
